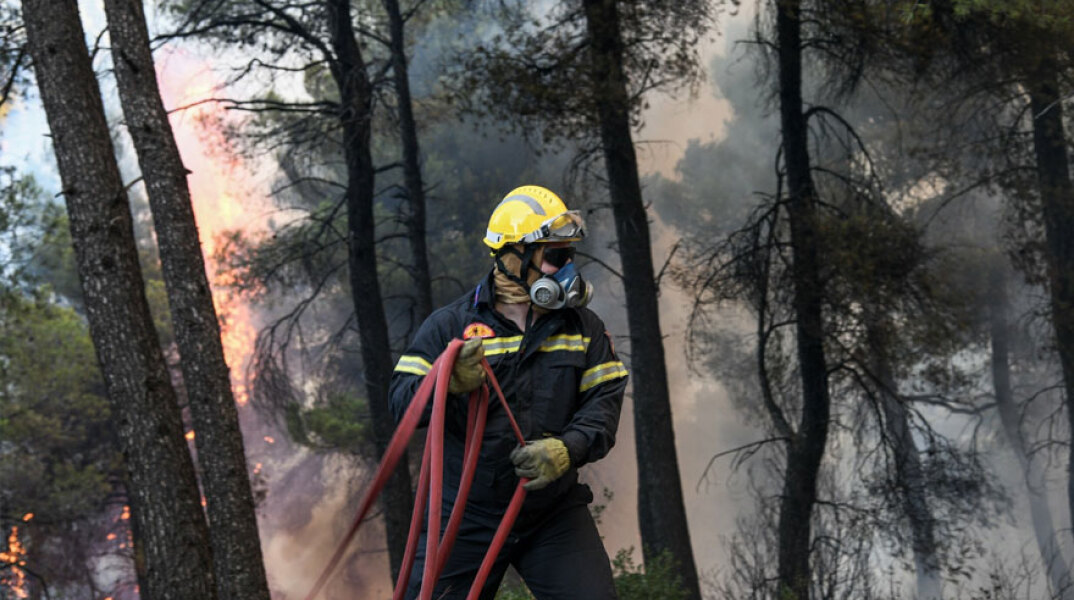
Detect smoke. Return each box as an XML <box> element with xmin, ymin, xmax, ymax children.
<box><xmin>256</xmin><ymin>451</ymin><xmax>395</xmax><ymax>600</ymax></box>
<box><xmin>627</xmin><ymin>3</ymin><xmax>1071</xmax><ymax>597</ymax></box>
<box><xmin>543</xmin><ymin>6</ymin><xmax>775</xmax><ymax>586</ymax></box>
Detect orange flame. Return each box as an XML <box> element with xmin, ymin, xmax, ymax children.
<box><xmin>0</xmin><ymin>526</ymin><xmax>29</xmax><ymax>598</ymax></box>
<box><xmin>253</xmin><ymin>462</ymin><xmax>263</xmax><ymax>475</ymax></box>
<box><xmin>157</xmin><ymin>53</ymin><xmax>266</xmax><ymax>408</ymax></box>
<box><xmin>20</xmin><ymin>514</ymin><xmax>31</xmax><ymax>523</ymax></box>
<box><xmin>185</xmin><ymin>430</ymin><xmax>196</xmax><ymax>441</ymax></box>
<box><xmin>264</xmin><ymin>436</ymin><xmax>275</xmax><ymax>445</ymax></box>
<box><xmin>106</xmin><ymin>504</ymin><xmax>135</xmax><ymax>556</ymax></box>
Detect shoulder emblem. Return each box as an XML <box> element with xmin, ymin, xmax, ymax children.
<box><xmin>463</xmin><ymin>321</ymin><xmax>496</xmax><ymax>339</ymax></box>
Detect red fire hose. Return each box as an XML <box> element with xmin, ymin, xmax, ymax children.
<box><xmin>302</xmin><ymin>338</ymin><xmax>528</xmax><ymax>600</ymax></box>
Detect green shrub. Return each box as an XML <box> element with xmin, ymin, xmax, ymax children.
<box><xmin>612</xmin><ymin>547</ymin><xmax>689</xmax><ymax>600</ymax></box>
<box><xmin>494</xmin><ymin>583</ymin><xmax>535</xmax><ymax>600</ymax></box>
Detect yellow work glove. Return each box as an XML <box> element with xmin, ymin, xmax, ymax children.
<box><xmin>510</xmin><ymin>438</ymin><xmax>571</xmax><ymax>491</ymax></box>
<box><xmin>448</xmin><ymin>337</ymin><xmax>486</xmax><ymax>394</ymax></box>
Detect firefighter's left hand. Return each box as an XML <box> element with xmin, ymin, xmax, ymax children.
<box><xmin>510</xmin><ymin>438</ymin><xmax>570</xmax><ymax>491</ymax></box>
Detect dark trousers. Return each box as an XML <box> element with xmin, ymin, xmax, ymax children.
<box><xmin>403</xmin><ymin>501</ymin><xmax>617</xmax><ymax>600</ymax></box>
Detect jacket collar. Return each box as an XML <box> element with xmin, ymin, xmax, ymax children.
<box><xmin>473</xmin><ymin>268</ymin><xmax>497</xmax><ymax>308</ymax></box>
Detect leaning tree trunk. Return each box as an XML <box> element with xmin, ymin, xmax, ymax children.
<box><xmin>989</xmin><ymin>264</ymin><xmax>1074</xmax><ymax>599</ymax></box>
<box><xmin>383</xmin><ymin>0</ymin><xmax>433</xmax><ymax>324</ymax></box>
<box><xmin>1026</xmin><ymin>47</ymin><xmax>1074</xmax><ymax>554</ymax></box>
<box><xmin>103</xmin><ymin>0</ymin><xmax>271</xmax><ymax>598</ymax></box>
<box><xmin>326</xmin><ymin>0</ymin><xmax>413</xmax><ymax>580</ymax></box>
<box><xmin>775</xmin><ymin>1</ymin><xmax>832</xmax><ymax>597</ymax></box>
<box><xmin>21</xmin><ymin>0</ymin><xmax>217</xmax><ymax>598</ymax></box>
<box><xmin>581</xmin><ymin>1</ymin><xmax>701</xmax><ymax>598</ymax></box>
<box><xmin>866</xmin><ymin>321</ymin><xmax>941</xmax><ymax>600</ymax></box>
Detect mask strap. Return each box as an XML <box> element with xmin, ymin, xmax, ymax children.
<box><xmin>495</xmin><ymin>245</ymin><xmax>541</xmax><ymax>292</ymax></box>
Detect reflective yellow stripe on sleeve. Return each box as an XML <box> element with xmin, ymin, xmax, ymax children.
<box><xmin>394</xmin><ymin>354</ymin><xmax>432</xmax><ymax>376</ymax></box>
<box><xmin>579</xmin><ymin>360</ymin><xmax>628</xmax><ymax>392</ymax></box>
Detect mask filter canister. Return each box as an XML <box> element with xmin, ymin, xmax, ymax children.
<box><xmin>529</xmin><ymin>262</ymin><xmax>593</xmax><ymax>310</ymax></box>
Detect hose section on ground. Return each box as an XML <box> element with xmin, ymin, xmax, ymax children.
<box><xmin>302</xmin><ymin>338</ymin><xmax>528</xmax><ymax>600</ymax></box>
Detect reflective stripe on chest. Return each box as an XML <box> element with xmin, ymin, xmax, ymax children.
<box><xmin>481</xmin><ymin>334</ymin><xmax>590</xmax><ymax>357</ymax></box>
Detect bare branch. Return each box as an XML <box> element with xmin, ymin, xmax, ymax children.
<box><xmin>576</xmin><ymin>250</ymin><xmax>623</xmax><ymax>280</ymax></box>
<box><xmin>696</xmin><ymin>437</ymin><xmax>790</xmax><ymax>492</ymax></box>
<box><xmin>0</xmin><ymin>44</ymin><xmax>25</xmax><ymax>108</ymax></box>
<box><xmin>654</xmin><ymin>239</ymin><xmax>680</xmax><ymax>290</ymax></box>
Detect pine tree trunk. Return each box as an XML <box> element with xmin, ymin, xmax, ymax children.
<box><xmin>383</xmin><ymin>0</ymin><xmax>433</xmax><ymax>323</ymax></box>
<box><xmin>580</xmin><ymin>1</ymin><xmax>701</xmax><ymax>598</ymax></box>
<box><xmin>102</xmin><ymin>0</ymin><xmax>271</xmax><ymax>597</ymax></box>
<box><xmin>989</xmin><ymin>265</ymin><xmax>1074</xmax><ymax>599</ymax></box>
<box><xmin>326</xmin><ymin>0</ymin><xmax>413</xmax><ymax>580</ymax></box>
<box><xmin>21</xmin><ymin>0</ymin><xmax>217</xmax><ymax>597</ymax></box>
<box><xmin>775</xmin><ymin>1</ymin><xmax>832</xmax><ymax>597</ymax></box>
<box><xmin>1025</xmin><ymin>49</ymin><xmax>1074</xmax><ymax>557</ymax></box>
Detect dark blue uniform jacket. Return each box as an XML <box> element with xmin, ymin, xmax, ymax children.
<box><xmin>389</xmin><ymin>271</ymin><xmax>628</xmax><ymax>527</ymax></box>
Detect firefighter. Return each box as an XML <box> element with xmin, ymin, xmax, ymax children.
<box><xmin>389</xmin><ymin>185</ymin><xmax>628</xmax><ymax>600</ymax></box>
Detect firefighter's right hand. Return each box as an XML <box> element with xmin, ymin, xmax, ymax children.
<box><xmin>448</xmin><ymin>337</ymin><xmax>486</xmax><ymax>394</ymax></box>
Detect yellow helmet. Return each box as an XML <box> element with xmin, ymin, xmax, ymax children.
<box><xmin>483</xmin><ymin>185</ymin><xmax>586</xmax><ymax>250</ymax></box>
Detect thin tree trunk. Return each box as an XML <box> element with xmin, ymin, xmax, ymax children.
<box><xmin>1026</xmin><ymin>48</ymin><xmax>1074</xmax><ymax>556</ymax></box>
<box><xmin>326</xmin><ymin>0</ymin><xmax>413</xmax><ymax>580</ymax></box>
<box><xmin>383</xmin><ymin>0</ymin><xmax>433</xmax><ymax>324</ymax></box>
<box><xmin>867</xmin><ymin>322</ymin><xmax>941</xmax><ymax>600</ymax></box>
<box><xmin>989</xmin><ymin>265</ymin><xmax>1074</xmax><ymax>600</ymax></box>
<box><xmin>581</xmin><ymin>1</ymin><xmax>701</xmax><ymax>597</ymax></box>
<box><xmin>775</xmin><ymin>1</ymin><xmax>832</xmax><ymax>597</ymax></box>
<box><xmin>103</xmin><ymin>1</ymin><xmax>271</xmax><ymax>597</ymax></box>
<box><xmin>21</xmin><ymin>0</ymin><xmax>217</xmax><ymax>597</ymax></box>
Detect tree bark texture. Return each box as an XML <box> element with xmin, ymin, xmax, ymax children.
<box><xmin>326</xmin><ymin>0</ymin><xmax>413</xmax><ymax>580</ymax></box>
<box><xmin>776</xmin><ymin>1</ymin><xmax>832</xmax><ymax>597</ymax></box>
<box><xmin>1026</xmin><ymin>49</ymin><xmax>1074</xmax><ymax>556</ymax></box>
<box><xmin>581</xmin><ymin>1</ymin><xmax>701</xmax><ymax>598</ymax></box>
<box><xmin>102</xmin><ymin>0</ymin><xmax>271</xmax><ymax>597</ymax></box>
<box><xmin>383</xmin><ymin>0</ymin><xmax>433</xmax><ymax>324</ymax></box>
<box><xmin>989</xmin><ymin>265</ymin><xmax>1074</xmax><ymax>599</ymax></box>
<box><xmin>21</xmin><ymin>0</ymin><xmax>217</xmax><ymax>597</ymax></box>
<box><xmin>866</xmin><ymin>322</ymin><xmax>941</xmax><ymax>600</ymax></box>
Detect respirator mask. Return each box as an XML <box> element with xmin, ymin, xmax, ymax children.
<box><xmin>528</xmin><ymin>246</ymin><xmax>593</xmax><ymax>310</ymax></box>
